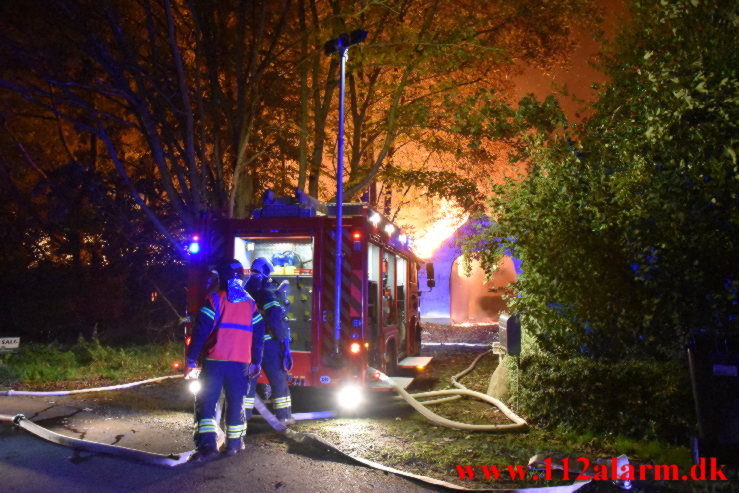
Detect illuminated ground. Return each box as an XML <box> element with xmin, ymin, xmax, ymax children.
<box><xmin>0</xmin><ymin>324</ymin><xmax>728</xmax><ymax>492</ymax></box>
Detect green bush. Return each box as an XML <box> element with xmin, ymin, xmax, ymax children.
<box><xmin>508</xmin><ymin>346</ymin><xmax>694</xmax><ymax>442</ymax></box>
<box><xmin>459</xmin><ymin>1</ymin><xmax>736</xmax><ymax>445</ymax></box>
<box><xmin>70</xmin><ymin>337</ymin><xmax>118</xmax><ymax>366</ymax></box>
<box><xmin>464</xmin><ymin>0</ymin><xmax>738</xmax><ymax>361</ymax></box>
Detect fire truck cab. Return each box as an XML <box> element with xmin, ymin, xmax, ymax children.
<box><xmin>186</xmin><ymin>191</ymin><xmax>430</xmax><ymax>404</ymax></box>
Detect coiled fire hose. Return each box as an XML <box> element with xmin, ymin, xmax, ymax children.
<box><xmin>379</xmin><ymin>349</ymin><xmax>528</xmax><ymax>432</ymax></box>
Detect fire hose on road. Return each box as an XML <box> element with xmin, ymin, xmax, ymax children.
<box><xmin>0</xmin><ymin>412</ymin><xmax>194</xmax><ymax>466</ymax></box>
<box><xmin>0</xmin><ymin>352</ymin><xmax>588</xmax><ymax>492</ymax></box>
<box><xmin>0</xmin><ymin>375</ymin><xmax>193</xmax><ymax>466</ymax></box>
<box><xmin>0</xmin><ymin>375</ymin><xmax>182</xmax><ymax>397</ymax></box>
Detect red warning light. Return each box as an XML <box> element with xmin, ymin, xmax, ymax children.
<box><xmin>185</xmin><ymin>336</ymin><xmax>191</xmax><ymax>346</ymax></box>
<box><xmin>173</xmin><ymin>361</ymin><xmax>181</xmax><ymax>370</ymax></box>
<box><xmin>353</xmin><ymin>232</ymin><xmax>361</xmax><ymax>240</ymax></box>
<box><xmin>349</xmin><ymin>342</ymin><xmax>361</xmax><ymax>354</ymax></box>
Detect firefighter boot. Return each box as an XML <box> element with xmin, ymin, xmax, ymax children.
<box><xmin>224</xmin><ymin>437</ymin><xmax>245</xmax><ymax>457</ymax></box>
<box><xmin>277</xmin><ymin>408</ymin><xmax>295</xmax><ymax>427</ymax></box>
<box><xmin>223</xmin><ymin>423</ymin><xmax>246</xmax><ymax>456</ymax></box>
<box><xmin>274</xmin><ymin>396</ymin><xmax>294</xmax><ymax>426</ymax></box>
<box><xmin>190</xmin><ymin>419</ymin><xmax>219</xmax><ymax>462</ymax></box>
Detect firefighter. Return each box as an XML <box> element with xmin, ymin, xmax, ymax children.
<box><xmin>186</xmin><ymin>259</ymin><xmax>265</xmax><ymax>460</ymax></box>
<box><xmin>244</xmin><ymin>257</ymin><xmax>294</xmax><ymax>425</ymax></box>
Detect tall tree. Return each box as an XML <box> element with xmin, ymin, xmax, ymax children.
<box><xmin>295</xmin><ymin>0</ymin><xmax>594</xmax><ymax>207</ymax></box>
<box><xmin>469</xmin><ymin>0</ymin><xmax>739</xmax><ymax>359</ymax></box>
<box><xmin>1</xmin><ymin>0</ymin><xmax>593</xmax><ymax>261</ymax></box>
<box><xmin>0</xmin><ymin>0</ymin><xmax>295</xmax><ymax>258</ymax></box>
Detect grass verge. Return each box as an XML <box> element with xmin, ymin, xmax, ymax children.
<box><xmin>0</xmin><ymin>338</ymin><xmax>182</xmax><ymax>390</ymax></box>
<box><xmin>294</xmin><ymin>347</ymin><xmax>698</xmax><ymax>490</ymax></box>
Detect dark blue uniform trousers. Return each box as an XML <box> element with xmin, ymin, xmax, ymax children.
<box><xmin>195</xmin><ymin>359</ymin><xmax>248</xmax><ymax>449</ymax></box>
<box><xmin>245</xmin><ymin>338</ymin><xmax>292</xmax><ymax>421</ymax></box>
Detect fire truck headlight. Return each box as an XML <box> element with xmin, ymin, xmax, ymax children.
<box><xmin>336</xmin><ymin>384</ymin><xmax>363</xmax><ymax>410</ymax></box>
<box><xmin>188</xmin><ymin>380</ymin><xmax>202</xmax><ymax>395</ymax></box>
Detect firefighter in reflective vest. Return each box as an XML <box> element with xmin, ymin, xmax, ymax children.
<box><xmin>186</xmin><ymin>259</ymin><xmax>265</xmax><ymax>460</ymax></box>
<box><xmin>244</xmin><ymin>257</ymin><xmax>294</xmax><ymax>424</ymax></box>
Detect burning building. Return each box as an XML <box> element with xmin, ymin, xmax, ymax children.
<box><xmin>416</xmin><ymin>216</ymin><xmax>521</xmax><ymax>327</ymax></box>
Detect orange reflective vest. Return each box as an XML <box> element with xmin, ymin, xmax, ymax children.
<box><xmin>202</xmin><ymin>291</ymin><xmax>262</xmax><ymax>363</ymax></box>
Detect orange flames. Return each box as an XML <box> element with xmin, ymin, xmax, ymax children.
<box><xmin>412</xmin><ymin>199</ymin><xmax>469</xmax><ymax>259</ymax></box>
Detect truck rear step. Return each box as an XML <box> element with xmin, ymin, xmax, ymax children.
<box><xmin>366</xmin><ymin>376</ymin><xmax>414</xmax><ymax>391</ymax></box>
<box><xmin>397</xmin><ymin>356</ymin><xmax>433</xmax><ymax>369</ymax></box>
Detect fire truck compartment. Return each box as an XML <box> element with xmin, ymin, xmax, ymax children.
<box><xmin>234</xmin><ymin>236</ymin><xmax>314</xmax><ymax>353</ymax></box>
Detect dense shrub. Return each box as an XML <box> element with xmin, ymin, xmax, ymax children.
<box><xmin>465</xmin><ymin>0</ymin><xmax>738</xmax><ymax>361</ymax></box>
<box><xmin>477</xmin><ymin>0</ymin><xmax>737</xmax><ymax>443</ymax></box>
<box><xmin>507</xmin><ymin>339</ymin><xmax>694</xmax><ymax>442</ymax></box>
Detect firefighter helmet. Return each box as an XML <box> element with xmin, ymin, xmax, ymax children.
<box><xmin>215</xmin><ymin>258</ymin><xmax>245</xmax><ymax>289</ymax></box>
<box><xmin>250</xmin><ymin>257</ymin><xmax>274</xmax><ymax>277</ymax></box>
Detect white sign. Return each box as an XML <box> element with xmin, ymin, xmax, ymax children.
<box><xmin>0</xmin><ymin>337</ymin><xmax>20</xmax><ymax>351</ymax></box>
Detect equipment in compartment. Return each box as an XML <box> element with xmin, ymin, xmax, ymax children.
<box><xmin>272</xmin><ymin>272</ymin><xmax>313</xmax><ymax>352</ymax></box>
<box><xmin>234</xmin><ymin>236</ymin><xmax>314</xmax><ymax>352</ymax></box>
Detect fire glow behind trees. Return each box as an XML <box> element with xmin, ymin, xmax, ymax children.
<box><xmin>0</xmin><ymin>0</ymin><xmax>595</xmax><ymax>259</ymax></box>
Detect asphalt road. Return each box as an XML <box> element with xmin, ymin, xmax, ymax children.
<box><xmin>0</xmin><ymin>379</ymin><xmax>440</xmax><ymax>493</ymax></box>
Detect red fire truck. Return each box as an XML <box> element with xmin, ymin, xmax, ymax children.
<box><xmin>185</xmin><ymin>191</ymin><xmax>431</xmax><ymax>406</ymax></box>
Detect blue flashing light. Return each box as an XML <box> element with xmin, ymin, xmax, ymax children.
<box><xmin>188</xmin><ymin>234</ymin><xmax>201</xmax><ymax>255</ymax></box>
